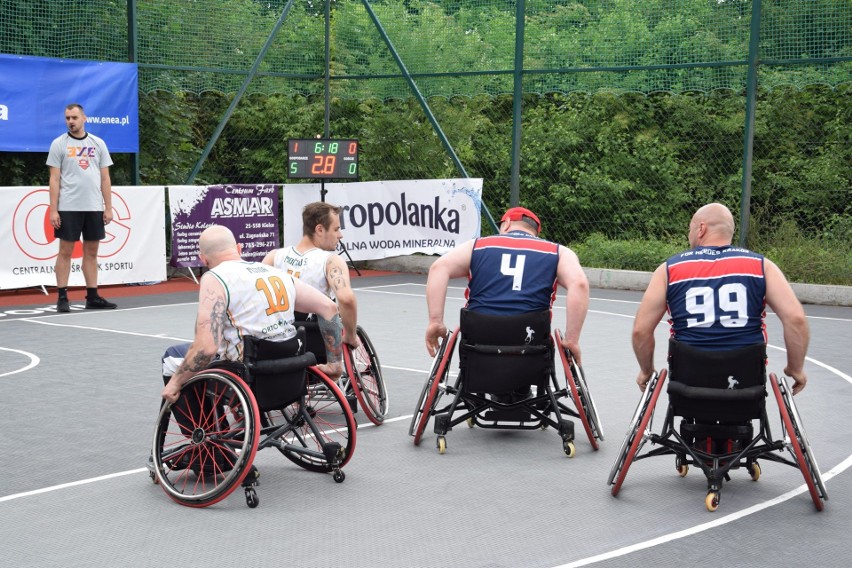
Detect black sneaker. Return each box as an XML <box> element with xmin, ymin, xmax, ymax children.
<box><xmin>85</xmin><ymin>295</ymin><xmax>117</xmax><ymax>310</ymax></box>
<box><xmin>57</xmin><ymin>297</ymin><xmax>70</xmax><ymax>313</ymax></box>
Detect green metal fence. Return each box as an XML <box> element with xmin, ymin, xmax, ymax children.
<box><xmin>1</xmin><ymin>0</ymin><xmax>850</xmax><ymax>283</ymax></box>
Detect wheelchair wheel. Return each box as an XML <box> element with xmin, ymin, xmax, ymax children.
<box><xmin>151</xmin><ymin>370</ymin><xmax>260</xmax><ymax>508</ymax></box>
<box><xmin>554</xmin><ymin>330</ymin><xmax>605</xmax><ymax>450</ymax></box>
<box><xmin>265</xmin><ymin>367</ymin><xmax>357</xmax><ymax>473</ymax></box>
<box><xmin>770</xmin><ymin>373</ymin><xmax>828</xmax><ymax>511</ymax></box>
<box><xmin>344</xmin><ymin>326</ymin><xmax>389</xmax><ymax>425</ymax></box>
<box><xmin>410</xmin><ymin>328</ymin><xmax>459</xmax><ymax>445</ymax></box>
<box><xmin>608</xmin><ymin>369</ymin><xmax>667</xmax><ymax>496</ymax></box>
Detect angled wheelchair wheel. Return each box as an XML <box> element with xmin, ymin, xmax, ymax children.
<box><xmin>345</xmin><ymin>326</ymin><xmax>389</xmax><ymax>425</ymax></box>
<box><xmin>554</xmin><ymin>329</ymin><xmax>605</xmax><ymax>450</ymax></box>
<box><xmin>152</xmin><ymin>370</ymin><xmax>260</xmax><ymax>508</ymax></box>
<box><xmin>770</xmin><ymin>373</ymin><xmax>828</xmax><ymax>511</ymax></box>
<box><xmin>608</xmin><ymin>369</ymin><xmax>667</xmax><ymax>496</ymax></box>
<box><xmin>410</xmin><ymin>328</ymin><xmax>459</xmax><ymax>445</ymax></box>
<box><xmin>266</xmin><ymin>367</ymin><xmax>357</xmax><ymax>473</ymax></box>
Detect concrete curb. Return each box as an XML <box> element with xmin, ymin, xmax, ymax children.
<box><xmin>365</xmin><ymin>255</ymin><xmax>851</xmax><ymax>307</ymax></box>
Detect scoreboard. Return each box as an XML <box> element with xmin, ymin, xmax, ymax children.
<box><xmin>287</xmin><ymin>139</ymin><xmax>359</xmax><ymax>180</ymax></box>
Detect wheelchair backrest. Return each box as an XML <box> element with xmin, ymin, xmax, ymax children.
<box><xmin>667</xmin><ymin>339</ymin><xmax>767</xmax><ymax>422</ymax></box>
<box><xmin>242</xmin><ymin>328</ymin><xmax>317</xmax><ymax>411</ymax></box>
<box><xmin>294</xmin><ymin>312</ymin><xmax>328</xmax><ymax>364</ymax></box>
<box><xmin>459</xmin><ymin>308</ymin><xmax>552</xmax><ymax>394</ymax></box>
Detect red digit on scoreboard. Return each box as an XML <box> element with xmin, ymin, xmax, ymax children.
<box><xmin>323</xmin><ymin>156</ymin><xmax>336</xmax><ymax>175</ymax></box>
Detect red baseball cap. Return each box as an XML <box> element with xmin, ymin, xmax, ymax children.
<box><xmin>501</xmin><ymin>207</ymin><xmax>541</xmax><ymax>232</ymax></box>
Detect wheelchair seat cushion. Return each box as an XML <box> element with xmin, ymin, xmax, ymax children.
<box><xmin>459</xmin><ymin>309</ymin><xmax>552</xmax><ymax>394</ymax></box>
<box><xmin>667</xmin><ymin>339</ymin><xmax>766</xmax><ymax>422</ymax></box>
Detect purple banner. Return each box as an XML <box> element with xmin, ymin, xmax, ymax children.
<box><xmin>168</xmin><ymin>184</ymin><xmax>280</xmax><ymax>267</ymax></box>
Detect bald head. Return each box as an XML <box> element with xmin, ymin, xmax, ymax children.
<box><xmin>689</xmin><ymin>203</ymin><xmax>735</xmax><ymax>247</ymax></box>
<box><xmin>198</xmin><ymin>225</ymin><xmax>240</xmax><ymax>267</ymax></box>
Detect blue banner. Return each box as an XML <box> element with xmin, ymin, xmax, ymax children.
<box><xmin>0</xmin><ymin>54</ymin><xmax>138</xmax><ymax>153</ymax></box>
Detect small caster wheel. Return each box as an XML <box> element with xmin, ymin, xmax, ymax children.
<box><xmin>245</xmin><ymin>488</ymin><xmax>259</xmax><ymax>508</ymax></box>
<box><xmin>333</xmin><ymin>470</ymin><xmax>346</xmax><ymax>483</ymax></box>
<box><xmin>705</xmin><ymin>491</ymin><xmax>720</xmax><ymax>512</ymax></box>
<box><xmin>748</xmin><ymin>462</ymin><xmax>761</xmax><ymax>481</ymax></box>
<box><xmin>676</xmin><ymin>457</ymin><xmax>688</xmax><ymax>477</ymax></box>
<box><xmin>563</xmin><ymin>440</ymin><xmax>576</xmax><ymax>458</ymax></box>
<box><xmin>466</xmin><ymin>417</ymin><xmax>474</xmax><ymax>428</ymax></box>
<box><xmin>437</xmin><ymin>436</ymin><xmax>447</xmax><ymax>454</ymax></box>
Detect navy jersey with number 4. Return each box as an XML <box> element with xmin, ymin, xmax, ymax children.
<box><xmin>666</xmin><ymin>246</ymin><xmax>767</xmax><ymax>350</ymax></box>
<box><xmin>465</xmin><ymin>230</ymin><xmax>559</xmax><ymax>315</ymax></box>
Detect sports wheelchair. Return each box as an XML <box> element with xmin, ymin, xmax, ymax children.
<box><xmin>409</xmin><ymin>309</ymin><xmax>604</xmax><ymax>456</ymax></box>
<box><xmin>149</xmin><ymin>328</ymin><xmax>357</xmax><ymax>508</ymax></box>
<box><xmin>607</xmin><ymin>340</ymin><xmax>828</xmax><ymax>512</ymax></box>
<box><xmin>296</xmin><ymin>313</ymin><xmax>389</xmax><ymax>425</ymax></box>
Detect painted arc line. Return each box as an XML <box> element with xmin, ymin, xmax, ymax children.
<box><xmin>0</xmin><ymin>347</ymin><xmax>40</xmax><ymax>378</ymax></box>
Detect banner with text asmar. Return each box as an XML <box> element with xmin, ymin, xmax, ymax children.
<box><xmin>168</xmin><ymin>184</ymin><xmax>280</xmax><ymax>268</ymax></box>
<box><xmin>1</xmin><ymin>186</ymin><xmax>166</xmax><ymax>290</ymax></box>
<box><xmin>282</xmin><ymin>179</ymin><xmax>483</xmax><ymax>261</ymax></box>
<box><xmin>0</xmin><ymin>54</ymin><xmax>139</xmax><ymax>152</ymax></box>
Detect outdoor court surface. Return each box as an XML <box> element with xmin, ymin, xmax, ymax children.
<box><xmin>1</xmin><ymin>271</ymin><xmax>850</xmax><ymax>568</ymax></box>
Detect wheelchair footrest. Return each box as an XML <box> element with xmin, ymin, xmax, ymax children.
<box><xmin>558</xmin><ymin>419</ymin><xmax>574</xmax><ymax>441</ymax></box>
<box><xmin>322</xmin><ymin>442</ymin><xmax>343</xmax><ymax>464</ymax></box>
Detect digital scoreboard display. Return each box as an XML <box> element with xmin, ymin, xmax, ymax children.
<box><xmin>287</xmin><ymin>139</ymin><xmax>359</xmax><ymax>179</ymax></box>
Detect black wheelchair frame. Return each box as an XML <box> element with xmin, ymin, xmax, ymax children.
<box><xmin>607</xmin><ymin>341</ymin><xmax>828</xmax><ymax>512</ymax></box>
<box><xmin>297</xmin><ymin>315</ymin><xmax>389</xmax><ymax>425</ymax></box>
<box><xmin>409</xmin><ymin>310</ymin><xmax>604</xmax><ymax>456</ymax></box>
<box><xmin>149</xmin><ymin>330</ymin><xmax>357</xmax><ymax>508</ymax></box>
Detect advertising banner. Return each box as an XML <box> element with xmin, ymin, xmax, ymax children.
<box><xmin>168</xmin><ymin>184</ymin><xmax>280</xmax><ymax>267</ymax></box>
<box><xmin>1</xmin><ymin>186</ymin><xmax>166</xmax><ymax>290</ymax></box>
<box><xmin>282</xmin><ymin>179</ymin><xmax>483</xmax><ymax>261</ymax></box>
<box><xmin>0</xmin><ymin>54</ymin><xmax>139</xmax><ymax>152</ymax></box>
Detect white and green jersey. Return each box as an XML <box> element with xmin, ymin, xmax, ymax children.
<box><xmin>208</xmin><ymin>260</ymin><xmax>298</xmax><ymax>361</ymax></box>
<box><xmin>271</xmin><ymin>246</ymin><xmax>334</xmax><ymax>299</ymax></box>
<box><xmin>46</xmin><ymin>132</ymin><xmax>113</xmax><ymax>211</ymax></box>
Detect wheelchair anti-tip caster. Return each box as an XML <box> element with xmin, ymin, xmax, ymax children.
<box><xmin>748</xmin><ymin>462</ymin><xmax>761</xmax><ymax>481</ymax></box>
<box><xmin>705</xmin><ymin>491</ymin><xmax>720</xmax><ymax>512</ymax></box>
<box><xmin>676</xmin><ymin>456</ymin><xmax>689</xmax><ymax>477</ymax></box>
<box><xmin>333</xmin><ymin>469</ymin><xmax>346</xmax><ymax>483</ymax></box>
<box><xmin>245</xmin><ymin>487</ymin><xmax>259</xmax><ymax>508</ymax></box>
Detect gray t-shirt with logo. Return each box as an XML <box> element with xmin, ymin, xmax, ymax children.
<box><xmin>46</xmin><ymin>132</ymin><xmax>113</xmax><ymax>211</ymax></box>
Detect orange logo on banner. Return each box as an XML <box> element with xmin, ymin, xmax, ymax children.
<box><xmin>13</xmin><ymin>189</ymin><xmax>132</xmax><ymax>260</ymax></box>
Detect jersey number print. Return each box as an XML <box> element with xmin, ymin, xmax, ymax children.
<box><xmin>685</xmin><ymin>283</ymin><xmax>748</xmax><ymax>328</ymax></box>
<box><xmin>501</xmin><ymin>253</ymin><xmax>526</xmax><ymax>291</ymax></box>
<box><xmin>256</xmin><ymin>276</ymin><xmax>291</xmax><ymax>316</ymax></box>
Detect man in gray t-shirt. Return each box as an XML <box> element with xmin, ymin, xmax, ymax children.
<box><xmin>46</xmin><ymin>103</ymin><xmax>117</xmax><ymax>312</ymax></box>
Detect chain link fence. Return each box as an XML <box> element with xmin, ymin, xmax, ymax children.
<box><xmin>1</xmin><ymin>0</ymin><xmax>849</xmax><ymax>283</ymax></box>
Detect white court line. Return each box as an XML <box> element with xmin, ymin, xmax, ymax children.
<box><xmin>21</xmin><ymin>319</ymin><xmax>190</xmax><ymax>342</ymax></box>
<box><xmin>3</xmin><ymin>283</ymin><xmax>850</xmax><ymax>568</ymax></box>
<box><xmin>554</xmin><ymin>456</ymin><xmax>852</xmax><ymax>568</ymax></box>
<box><xmin>0</xmin><ymin>415</ymin><xmax>414</xmax><ymax>504</ymax></box>
<box><xmin>0</xmin><ymin>347</ymin><xmax>40</xmax><ymax>377</ymax></box>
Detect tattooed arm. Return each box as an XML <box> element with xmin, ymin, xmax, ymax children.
<box><xmin>162</xmin><ymin>273</ymin><xmax>229</xmax><ymax>403</ymax></box>
<box><xmin>317</xmin><ymin>313</ymin><xmax>344</xmax><ymax>379</ymax></box>
<box><xmin>326</xmin><ymin>254</ymin><xmax>358</xmax><ymax>347</ymax></box>
<box><xmin>292</xmin><ymin>277</ymin><xmax>344</xmax><ymax>379</ymax></box>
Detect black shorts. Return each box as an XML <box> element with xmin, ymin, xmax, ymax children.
<box><xmin>55</xmin><ymin>211</ymin><xmax>106</xmax><ymax>242</ymax></box>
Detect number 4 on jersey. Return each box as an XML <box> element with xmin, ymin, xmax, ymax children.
<box><xmin>501</xmin><ymin>253</ymin><xmax>526</xmax><ymax>291</ymax></box>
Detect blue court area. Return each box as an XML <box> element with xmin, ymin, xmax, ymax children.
<box><xmin>1</xmin><ymin>272</ymin><xmax>850</xmax><ymax>567</ymax></box>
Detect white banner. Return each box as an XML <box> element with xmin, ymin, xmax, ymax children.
<box><xmin>282</xmin><ymin>178</ymin><xmax>483</xmax><ymax>261</ymax></box>
<box><xmin>1</xmin><ymin>186</ymin><xmax>167</xmax><ymax>290</ymax></box>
